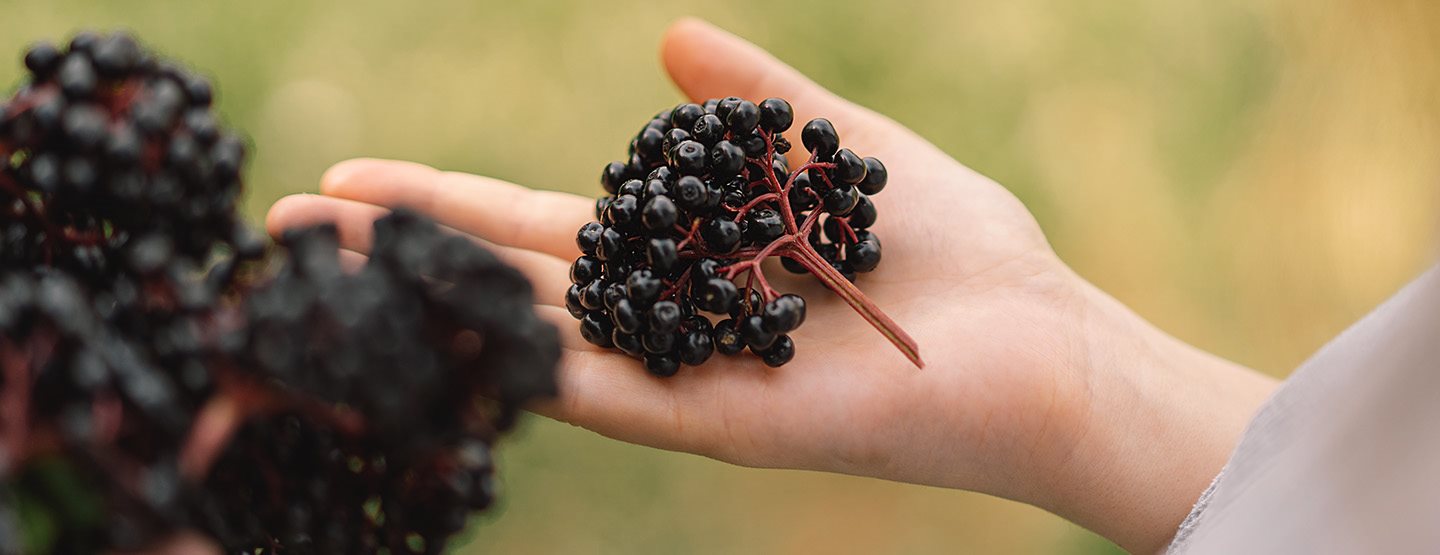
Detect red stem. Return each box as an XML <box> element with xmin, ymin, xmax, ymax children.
<box><xmin>782</xmin><ymin>242</ymin><xmax>924</xmax><ymax>367</ymax></box>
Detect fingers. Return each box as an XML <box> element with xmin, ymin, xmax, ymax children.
<box><xmin>266</xmin><ymin>194</ymin><xmax>574</xmax><ymax>304</ymax></box>
<box><xmin>660</xmin><ymin>18</ymin><xmax>901</xmax><ymax>155</ymax></box>
<box><xmin>318</xmin><ymin>158</ymin><xmax>595</xmax><ymax>260</ymax></box>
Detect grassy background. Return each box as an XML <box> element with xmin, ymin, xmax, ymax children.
<box><xmin>3</xmin><ymin>0</ymin><xmax>1438</xmax><ymax>552</ymax></box>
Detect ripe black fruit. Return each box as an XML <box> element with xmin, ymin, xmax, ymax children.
<box><xmin>570</xmin><ymin>97</ymin><xmax>913</xmax><ymax>375</ymax></box>
<box><xmin>802</xmin><ymin>118</ymin><xmax>839</xmax><ymax>158</ymax></box>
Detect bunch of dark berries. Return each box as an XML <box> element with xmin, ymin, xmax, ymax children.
<box><xmin>0</xmin><ymin>32</ymin><xmax>558</xmax><ymax>555</ymax></box>
<box><xmin>568</xmin><ymin>97</ymin><xmax>921</xmax><ymax>376</ymax></box>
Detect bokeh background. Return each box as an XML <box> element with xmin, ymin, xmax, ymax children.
<box><xmin>4</xmin><ymin>0</ymin><xmax>1438</xmax><ymax>552</ymax></box>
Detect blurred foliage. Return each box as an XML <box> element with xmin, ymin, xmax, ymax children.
<box><xmin>2</xmin><ymin>0</ymin><xmax>1437</xmax><ymax>552</ymax></box>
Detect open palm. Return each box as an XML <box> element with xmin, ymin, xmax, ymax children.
<box><xmin>267</xmin><ymin>18</ymin><xmax>1088</xmax><ymax>495</ymax></box>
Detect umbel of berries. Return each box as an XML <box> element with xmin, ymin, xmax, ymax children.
<box><xmin>0</xmin><ymin>32</ymin><xmax>559</xmax><ymax>555</ymax></box>
<box><xmin>570</xmin><ymin>96</ymin><xmax>920</xmax><ymax>376</ymax></box>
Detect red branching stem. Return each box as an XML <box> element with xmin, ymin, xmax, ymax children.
<box><xmin>179</xmin><ymin>365</ymin><xmax>367</xmax><ymax>481</ymax></box>
<box><xmin>674</xmin><ymin>218</ymin><xmax>702</xmax><ymax>250</ymax></box>
<box><xmin>665</xmin><ymin>123</ymin><xmax>922</xmax><ymax>367</ymax></box>
<box><xmin>92</xmin><ymin>392</ymin><xmax>123</xmax><ymax>446</ymax></box>
<box><xmin>780</xmin><ymin>241</ymin><xmax>923</xmax><ymax>367</ymax></box>
<box><xmin>661</xmin><ymin>266</ymin><xmax>694</xmax><ymax>300</ymax></box>
<box><xmin>0</xmin><ymin>340</ymin><xmax>33</xmax><ymax>469</ymax></box>
<box><xmin>834</xmin><ymin>217</ymin><xmax>860</xmax><ymax>243</ymax></box>
<box><xmin>730</xmin><ymin>192</ymin><xmax>779</xmax><ymax>222</ymax></box>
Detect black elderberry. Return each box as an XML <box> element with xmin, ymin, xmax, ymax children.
<box><xmin>635</xmin><ymin>127</ymin><xmax>665</xmax><ymax>161</ymax></box>
<box><xmin>580</xmin><ymin>312</ymin><xmax>615</xmax><ymax>347</ymax></box>
<box><xmin>612</xmin><ymin>298</ymin><xmax>643</xmax><ymax>334</ymax></box>
<box><xmin>701</xmin><ymin>218</ymin><xmax>741</xmax><ymax>253</ymax></box>
<box><xmin>602</xmin><ymin>282</ymin><xmax>628</xmax><ymax>310</ymax></box>
<box><xmin>646</xmin><ymin>238</ymin><xmax>678</xmax><ymax>272</ymax></box>
<box><xmin>709</xmin><ymin>140</ymin><xmax>745</xmax><ymax>176</ymax></box>
<box><xmin>758</xmin><ymin>98</ymin><xmax>793</xmax><ymax>133</ymax></box>
<box><xmin>713</xmin><ymin>319</ymin><xmax>746</xmax><ymax>355</ymax></box>
<box><xmin>673</xmin><ymin>175</ymin><xmax>708</xmax><ymax>211</ymax></box>
<box><xmin>641</xmin><ymin>195</ymin><xmax>679</xmax><ymax>231</ymax></box>
<box><xmin>644</xmin><ymin>353</ymin><xmax>681</xmax><ymax>377</ymax></box>
<box><xmin>642</xmin><ymin>329</ymin><xmax>676</xmax><ymax>354</ymax></box>
<box><xmin>733</xmin><ymin>132</ymin><xmax>766</xmax><ymax>157</ymax></box>
<box><xmin>607</xmin><ymin>194</ymin><xmax>639</xmax><ymax>228</ymax></box>
<box><xmin>725</xmin><ymin>99</ymin><xmax>760</xmax><ymax>135</ymax></box>
<box><xmin>570</xmin><ymin>256</ymin><xmax>601</xmax><ymax>284</ymax></box>
<box><xmin>696</xmin><ymin>278</ymin><xmax>738</xmax><ymax>314</ymax></box>
<box><xmin>565</xmin><ymin>284</ymin><xmax>586</xmax><ymax>318</ymax></box>
<box><xmin>596</xmin><ymin>227</ymin><xmax>625</xmax><ymax>260</ymax></box>
<box><xmin>759</xmin><ymin>335</ymin><xmax>795</xmax><ymax>367</ymax></box>
<box><xmin>678</xmin><ymin>330</ymin><xmax>714</xmax><ymax>366</ymax></box>
<box><xmin>823</xmin><ymin>184</ymin><xmax>860</xmax><ymax>216</ymax></box>
<box><xmin>847</xmin><ymin>238</ymin><xmax>883</xmax><ymax>273</ymax></box>
<box><xmin>858</xmin><ymin>157</ymin><xmax>888</xmax><ymax>195</ymax></box>
<box><xmin>576</xmin><ymin>221</ymin><xmax>605</xmax><ymax>255</ymax></box>
<box><xmin>801</xmin><ymin>118</ymin><xmax>839</xmax><ymax>158</ymax></box>
<box><xmin>691</xmin><ymin>113</ymin><xmax>724</xmax><ymax>144</ymax></box>
<box><xmin>23</xmin><ymin>42</ymin><xmax>62</xmax><ymax>76</ymax></box>
<box><xmin>579</xmin><ymin>280</ymin><xmax>606</xmax><ymax>310</ymax></box>
<box><xmin>626</xmin><ymin>269</ymin><xmax>662</xmax><ymax>306</ymax></box>
<box><xmin>761</xmin><ymin>294</ymin><xmax>806</xmax><ymax>333</ymax></box>
<box><xmin>670</xmin><ymin>102</ymin><xmax>704</xmax><ymax>131</ymax></box>
<box><xmin>715</xmin><ymin>96</ymin><xmax>742</xmax><ymax>120</ymax></box>
<box><xmin>57</xmin><ymin>54</ymin><xmax>98</xmax><ymax>98</ymax></box>
<box><xmin>600</xmin><ymin>161</ymin><xmax>627</xmax><ymax>194</ymax></box>
<box><xmin>848</xmin><ymin>196</ymin><xmax>878</xmax><ymax>229</ymax></box>
<box><xmin>833</xmin><ymin>148</ymin><xmax>868</xmax><ymax>185</ymax></box>
<box><xmin>647</xmin><ymin>300</ymin><xmax>682</xmax><ymax>333</ymax></box>
<box><xmin>662</xmin><ymin>128</ymin><xmax>691</xmax><ymax>154</ymax></box>
<box><xmin>613</xmin><ymin>331</ymin><xmax>644</xmax><ymax>357</ymax></box>
<box><xmin>740</xmin><ymin>315</ymin><xmax>778</xmax><ymax>351</ymax></box>
<box><xmin>670</xmin><ymin>140</ymin><xmax>707</xmax><ymax>175</ymax></box>
<box><xmin>743</xmin><ymin>208</ymin><xmax>785</xmax><ymax>244</ymax></box>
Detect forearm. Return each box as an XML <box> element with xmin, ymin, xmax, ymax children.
<box><xmin>1031</xmin><ymin>278</ymin><xmax>1278</xmax><ymax>553</ymax></box>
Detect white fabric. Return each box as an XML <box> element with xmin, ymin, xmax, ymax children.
<box><xmin>1166</xmin><ymin>266</ymin><xmax>1440</xmax><ymax>554</ymax></box>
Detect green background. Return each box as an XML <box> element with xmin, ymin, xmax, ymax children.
<box><xmin>3</xmin><ymin>0</ymin><xmax>1437</xmax><ymax>552</ymax></box>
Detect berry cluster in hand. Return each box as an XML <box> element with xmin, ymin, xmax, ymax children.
<box><xmin>568</xmin><ymin>97</ymin><xmax>919</xmax><ymax>376</ymax></box>
<box><xmin>0</xmin><ymin>33</ymin><xmax>559</xmax><ymax>555</ymax></box>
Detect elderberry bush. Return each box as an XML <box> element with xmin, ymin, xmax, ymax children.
<box><xmin>570</xmin><ymin>97</ymin><xmax>919</xmax><ymax>376</ymax></box>
<box><xmin>0</xmin><ymin>32</ymin><xmax>558</xmax><ymax>554</ymax></box>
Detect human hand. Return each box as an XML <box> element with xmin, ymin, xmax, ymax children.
<box><xmin>266</xmin><ymin>18</ymin><xmax>1276</xmax><ymax>553</ymax></box>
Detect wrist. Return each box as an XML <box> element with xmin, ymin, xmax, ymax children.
<box><xmin>1023</xmin><ymin>277</ymin><xmax>1277</xmax><ymax>553</ymax></box>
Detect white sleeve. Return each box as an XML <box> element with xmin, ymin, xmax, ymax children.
<box><xmin>1166</xmin><ymin>265</ymin><xmax>1440</xmax><ymax>554</ymax></box>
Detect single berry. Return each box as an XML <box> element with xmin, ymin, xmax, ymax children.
<box><xmin>740</xmin><ymin>315</ymin><xmax>778</xmax><ymax>351</ymax></box>
<box><xmin>759</xmin><ymin>335</ymin><xmax>795</xmax><ymax>367</ymax></box>
<box><xmin>678</xmin><ymin>331</ymin><xmax>714</xmax><ymax>366</ymax></box>
<box><xmin>758</xmin><ymin>98</ymin><xmax>794</xmax><ymax>133</ymax></box>
<box><xmin>833</xmin><ymin>148</ymin><xmax>867</xmax><ymax>186</ymax></box>
<box><xmin>713</xmin><ymin>319</ymin><xmax>746</xmax><ymax>355</ymax></box>
<box><xmin>846</xmin><ymin>238</ymin><xmax>882</xmax><ymax>273</ymax></box>
<box><xmin>801</xmin><ymin>118</ymin><xmax>839</xmax><ymax>158</ymax></box>
<box><xmin>576</xmin><ymin>222</ymin><xmax>604</xmax><ymax>255</ymax></box>
<box><xmin>725</xmin><ymin>99</ymin><xmax>760</xmax><ymax>135</ymax></box>
<box><xmin>580</xmin><ymin>312</ymin><xmax>615</xmax><ymax>347</ymax></box>
<box><xmin>644</xmin><ymin>353</ymin><xmax>681</xmax><ymax>377</ymax></box>
<box><xmin>858</xmin><ymin>157</ymin><xmax>888</xmax><ymax>195</ymax></box>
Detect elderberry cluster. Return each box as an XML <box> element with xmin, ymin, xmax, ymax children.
<box><xmin>0</xmin><ymin>32</ymin><xmax>558</xmax><ymax>555</ymax></box>
<box><xmin>196</xmin><ymin>212</ymin><xmax>558</xmax><ymax>553</ymax></box>
<box><xmin>569</xmin><ymin>97</ymin><xmax>890</xmax><ymax>375</ymax></box>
